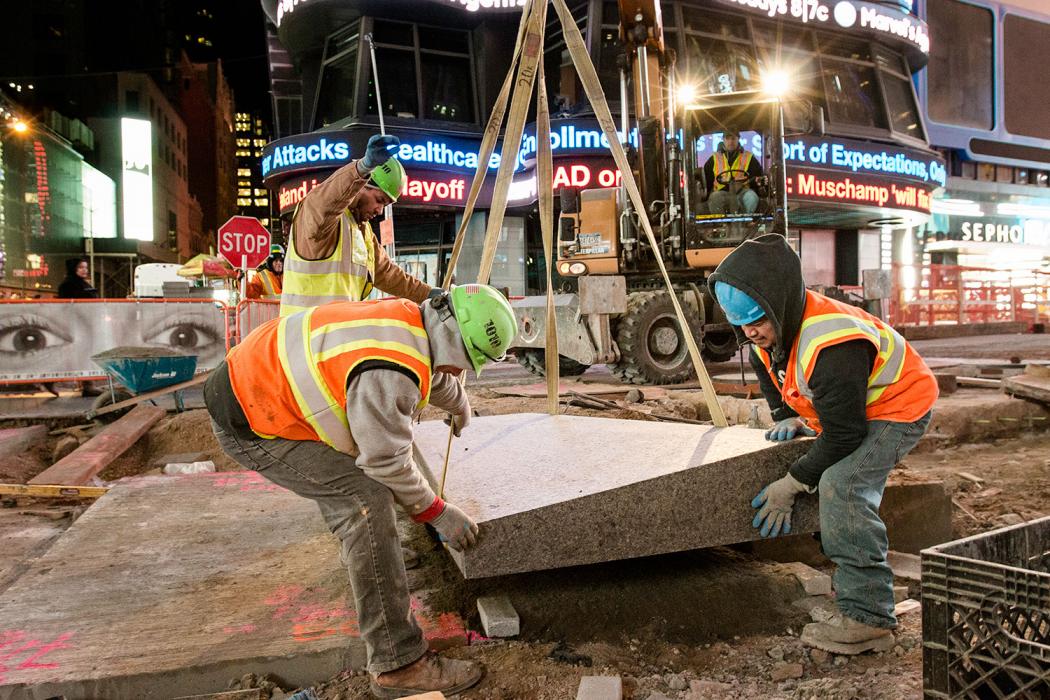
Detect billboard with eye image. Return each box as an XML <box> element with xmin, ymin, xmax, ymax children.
<box><xmin>0</xmin><ymin>300</ymin><xmax>228</xmax><ymax>382</ymax></box>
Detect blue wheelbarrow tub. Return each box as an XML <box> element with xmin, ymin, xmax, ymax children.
<box><xmin>91</xmin><ymin>348</ymin><xmax>199</xmax><ymax>394</ymax></box>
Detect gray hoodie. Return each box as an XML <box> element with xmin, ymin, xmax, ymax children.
<box><xmin>343</xmin><ymin>299</ymin><xmax>473</xmax><ymax>515</ymax></box>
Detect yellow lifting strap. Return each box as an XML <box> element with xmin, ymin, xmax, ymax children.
<box><xmin>434</xmin><ymin>0</ymin><xmax>729</xmax><ymax>499</ymax></box>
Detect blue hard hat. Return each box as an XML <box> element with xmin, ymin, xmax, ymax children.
<box><xmin>714</xmin><ymin>282</ymin><xmax>766</xmax><ymax>325</ymax></box>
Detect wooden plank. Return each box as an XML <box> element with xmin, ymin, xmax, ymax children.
<box><xmin>28</xmin><ymin>404</ymin><xmax>166</xmax><ymax>486</ymax></box>
<box><xmin>493</xmin><ymin>381</ymin><xmax>668</xmax><ymax>400</ymax></box>
<box><xmin>86</xmin><ymin>372</ymin><xmax>210</xmax><ymax>419</ymax></box>
<box><xmin>956</xmin><ymin>376</ymin><xmax>1001</xmax><ymax>389</ymax></box>
<box><xmin>1003</xmin><ymin>374</ymin><xmax>1050</xmax><ymax>404</ymax></box>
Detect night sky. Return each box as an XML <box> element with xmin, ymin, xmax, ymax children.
<box><xmin>215</xmin><ymin>0</ymin><xmax>272</xmax><ymax>116</ymax></box>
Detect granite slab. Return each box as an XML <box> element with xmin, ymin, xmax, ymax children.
<box><xmin>413</xmin><ymin>414</ymin><xmax>814</xmax><ymax>578</ymax></box>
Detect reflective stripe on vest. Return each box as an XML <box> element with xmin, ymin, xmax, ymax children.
<box><xmin>270</xmin><ymin>300</ymin><xmax>432</xmax><ymax>453</ymax></box>
<box><xmin>713</xmin><ymin>150</ymin><xmax>753</xmax><ymax>191</ymax></box>
<box><xmin>752</xmin><ymin>290</ymin><xmax>936</xmax><ymax>428</ymax></box>
<box><xmin>258</xmin><ymin>269</ymin><xmax>281</xmax><ymax>297</ymax></box>
<box><xmin>793</xmin><ymin>313</ymin><xmax>907</xmax><ymax>406</ymax></box>
<box><xmin>281</xmin><ymin>209</ymin><xmax>377</xmax><ymax>317</ymax></box>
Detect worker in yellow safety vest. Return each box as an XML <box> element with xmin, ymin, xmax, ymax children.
<box><xmin>709</xmin><ymin>234</ymin><xmax>938</xmax><ymax>656</ymax></box>
<box><xmin>205</xmin><ymin>284</ymin><xmax>517</xmax><ymax>698</ymax></box>
<box><xmin>701</xmin><ymin>127</ymin><xmax>765</xmax><ymax>214</ymax></box>
<box><xmin>280</xmin><ymin>134</ymin><xmax>436</xmax><ymax>317</ymax></box>
<box><xmin>246</xmin><ymin>244</ymin><xmax>284</xmax><ymax>299</ymax></box>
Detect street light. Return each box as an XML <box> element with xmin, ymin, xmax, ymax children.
<box><xmin>760</xmin><ymin>69</ymin><xmax>792</xmax><ymax>98</ymax></box>
<box><xmin>10</xmin><ymin>119</ymin><xmax>27</xmax><ymax>134</ymax></box>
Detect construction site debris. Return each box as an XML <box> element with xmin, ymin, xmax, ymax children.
<box><xmin>92</xmin><ymin>345</ymin><xmax>192</xmax><ymax>359</ymax></box>
<box><xmin>163</xmin><ymin>460</ymin><xmax>216</xmax><ymax>475</ymax></box>
<box><xmin>0</xmin><ymin>425</ymin><xmax>47</xmax><ymax>455</ymax></box>
<box><xmin>781</xmin><ymin>562</ymin><xmax>833</xmax><ymax>596</ymax></box>
<box><xmin>575</xmin><ymin>675</ymin><xmax>623</xmax><ymax>700</ymax></box>
<box><xmin>894</xmin><ymin>599</ymin><xmax>921</xmax><ymax>617</ymax></box>
<box><xmin>476</xmin><ymin>595</ymin><xmax>520</xmax><ymax>638</ymax></box>
<box><xmin>770</xmin><ymin>662</ymin><xmax>804</xmax><ymax>682</ymax></box>
<box><xmin>887</xmin><ymin>551</ymin><xmax>922</xmax><ymax>582</ymax></box>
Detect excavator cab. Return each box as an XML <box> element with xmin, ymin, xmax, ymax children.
<box><xmin>681</xmin><ymin>91</ymin><xmax>789</xmax><ymax>257</ymax></box>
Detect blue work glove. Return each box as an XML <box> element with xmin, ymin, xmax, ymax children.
<box><xmin>360</xmin><ymin>134</ymin><xmax>400</xmax><ymax>170</ymax></box>
<box><xmin>751</xmin><ymin>472</ymin><xmax>810</xmax><ymax>538</ymax></box>
<box><xmin>765</xmin><ymin>417</ymin><xmax>817</xmax><ymax>441</ymax></box>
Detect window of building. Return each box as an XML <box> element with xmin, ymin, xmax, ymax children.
<box><xmin>237</xmin><ymin>168</ymin><xmax>251</xmax><ymax>177</ymax></box>
<box><xmin>238</xmin><ymin>188</ymin><xmax>251</xmax><ymax>197</ymax></box>
<box><xmin>314</xmin><ymin>21</ymin><xmax>361</xmax><ymax>128</ymax></box>
<box><xmin>363</xmin><ymin>19</ymin><xmax>476</xmax><ymax>124</ymax></box>
<box><xmin>254</xmin><ymin>198</ymin><xmax>269</xmax><ymax>207</ymax></box>
<box><xmin>236</xmin><ymin>149</ymin><xmax>251</xmax><ymax>157</ymax></box>
<box><xmin>926</xmin><ymin>0</ymin><xmax>993</xmax><ymax>130</ymax></box>
<box><xmin>254</xmin><ymin>189</ymin><xmax>267</xmax><ymax>197</ymax></box>
<box><xmin>237</xmin><ymin>198</ymin><xmax>252</xmax><ymax>206</ymax></box>
<box><xmin>1004</xmin><ymin>14</ymin><xmax>1050</xmax><ymax>139</ymax></box>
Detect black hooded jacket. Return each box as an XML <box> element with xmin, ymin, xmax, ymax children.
<box><xmin>57</xmin><ymin>258</ymin><xmax>99</xmax><ymax>299</ymax></box>
<box><xmin>708</xmin><ymin>235</ymin><xmax>876</xmax><ymax>487</ymax></box>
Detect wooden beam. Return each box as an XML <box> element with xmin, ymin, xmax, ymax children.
<box><xmin>0</xmin><ymin>483</ymin><xmax>109</xmax><ymax>499</ymax></box>
<box><xmin>29</xmin><ymin>404</ymin><xmax>166</xmax><ymax>486</ymax></box>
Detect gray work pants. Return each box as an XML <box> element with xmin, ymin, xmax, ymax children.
<box><xmin>210</xmin><ymin>421</ymin><xmax>428</xmax><ymax>674</ymax></box>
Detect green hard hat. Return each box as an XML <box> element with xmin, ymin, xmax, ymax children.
<box><xmin>449</xmin><ymin>284</ymin><xmax>518</xmax><ymax>375</ymax></box>
<box><xmin>369</xmin><ymin>158</ymin><xmax>405</xmax><ymax>202</ymax></box>
<box><xmin>269</xmin><ymin>243</ymin><xmax>285</xmax><ymax>256</ymax></box>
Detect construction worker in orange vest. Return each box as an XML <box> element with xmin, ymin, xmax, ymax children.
<box><xmin>709</xmin><ymin>234</ymin><xmax>938</xmax><ymax>656</ymax></box>
<box><xmin>204</xmin><ymin>284</ymin><xmax>517</xmax><ymax>698</ymax></box>
<box><xmin>701</xmin><ymin>127</ymin><xmax>764</xmax><ymax>215</ymax></box>
<box><xmin>246</xmin><ymin>244</ymin><xmax>284</xmax><ymax>299</ymax></box>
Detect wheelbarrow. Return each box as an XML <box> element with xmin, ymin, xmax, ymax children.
<box><xmin>86</xmin><ymin>346</ymin><xmax>210</xmax><ymax>420</ymax></box>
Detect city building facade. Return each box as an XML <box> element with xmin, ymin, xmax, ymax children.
<box><xmin>906</xmin><ymin>0</ymin><xmax>1050</xmax><ymax>325</ymax></box>
<box><xmin>235</xmin><ymin>111</ymin><xmax>275</xmax><ymax>235</ymax></box>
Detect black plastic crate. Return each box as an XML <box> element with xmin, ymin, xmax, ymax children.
<box><xmin>922</xmin><ymin>516</ymin><xmax>1050</xmax><ymax>699</ymax></box>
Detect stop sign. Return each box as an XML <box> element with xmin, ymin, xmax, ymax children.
<box><xmin>218</xmin><ymin>216</ymin><xmax>271</xmax><ymax>269</ymax></box>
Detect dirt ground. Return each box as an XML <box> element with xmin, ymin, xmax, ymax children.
<box><xmin>2</xmin><ymin>383</ymin><xmax>1047</xmax><ymax>699</ymax></box>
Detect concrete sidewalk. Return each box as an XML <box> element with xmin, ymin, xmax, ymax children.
<box><xmin>0</xmin><ymin>472</ymin><xmax>466</xmax><ymax>699</ymax></box>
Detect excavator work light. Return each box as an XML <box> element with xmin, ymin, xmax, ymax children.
<box><xmin>760</xmin><ymin>69</ymin><xmax>791</xmax><ymax>98</ymax></box>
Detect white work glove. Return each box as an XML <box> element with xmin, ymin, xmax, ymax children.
<box><xmin>443</xmin><ymin>404</ymin><xmax>471</xmax><ymax>437</ymax></box>
<box><xmin>430</xmin><ymin>502</ymin><xmax>479</xmax><ymax>551</ymax></box>
<box><xmin>751</xmin><ymin>472</ymin><xmax>811</xmax><ymax>538</ymax></box>
<box><xmin>765</xmin><ymin>417</ymin><xmax>817</xmax><ymax>441</ymax></box>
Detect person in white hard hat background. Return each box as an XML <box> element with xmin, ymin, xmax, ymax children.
<box><xmin>280</xmin><ymin>134</ymin><xmax>437</xmax><ymax>317</ymax></box>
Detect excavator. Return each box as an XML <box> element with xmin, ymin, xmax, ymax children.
<box><xmin>510</xmin><ymin>0</ymin><xmax>821</xmax><ymax>384</ymax></box>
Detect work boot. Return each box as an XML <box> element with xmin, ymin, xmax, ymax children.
<box><xmin>401</xmin><ymin>546</ymin><xmax>420</xmax><ymax>570</ymax></box>
<box><xmin>801</xmin><ymin>614</ymin><xmax>894</xmax><ymax>655</ymax></box>
<box><xmin>370</xmin><ymin>651</ymin><xmax>483</xmax><ymax>699</ymax></box>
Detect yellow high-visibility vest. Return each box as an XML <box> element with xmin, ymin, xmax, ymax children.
<box><xmin>280</xmin><ymin>209</ymin><xmax>377</xmax><ymax>317</ymax></box>
<box><xmin>713</xmin><ymin>150</ymin><xmax>754</xmax><ymax>191</ymax></box>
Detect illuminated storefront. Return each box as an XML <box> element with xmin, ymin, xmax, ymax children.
<box><xmin>260</xmin><ymin>0</ymin><xmax>942</xmax><ymax>294</ymax></box>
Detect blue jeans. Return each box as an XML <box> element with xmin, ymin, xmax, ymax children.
<box><xmin>818</xmin><ymin>411</ymin><xmax>931</xmax><ymax>629</ymax></box>
<box><xmin>708</xmin><ymin>188</ymin><xmax>759</xmax><ymax>214</ymax></box>
<box><xmin>209</xmin><ymin>420</ymin><xmax>428</xmax><ymax>674</ymax></box>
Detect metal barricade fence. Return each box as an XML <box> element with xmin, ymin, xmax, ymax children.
<box><xmin>232</xmin><ymin>299</ymin><xmax>281</xmax><ymax>347</ymax></box>
<box><xmin>0</xmin><ymin>298</ymin><xmax>232</xmax><ymax>384</ymax></box>
<box><xmin>889</xmin><ymin>264</ymin><xmax>1050</xmax><ymax>328</ymax></box>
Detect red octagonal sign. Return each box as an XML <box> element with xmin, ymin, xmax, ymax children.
<box><xmin>218</xmin><ymin>216</ymin><xmax>271</xmax><ymax>270</ymax></box>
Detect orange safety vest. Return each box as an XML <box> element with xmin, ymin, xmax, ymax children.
<box><xmin>713</xmin><ymin>150</ymin><xmax>754</xmax><ymax>191</ymax></box>
<box><xmin>251</xmin><ymin>269</ymin><xmax>282</xmax><ymax>298</ymax></box>
<box><xmin>753</xmin><ymin>290</ymin><xmax>937</xmax><ymax>432</ymax></box>
<box><xmin>227</xmin><ymin>298</ymin><xmax>432</xmax><ymax>454</ymax></box>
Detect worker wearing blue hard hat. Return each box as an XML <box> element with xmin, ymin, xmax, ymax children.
<box><xmin>709</xmin><ymin>234</ymin><xmax>938</xmax><ymax>656</ymax></box>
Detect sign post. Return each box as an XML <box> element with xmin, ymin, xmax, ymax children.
<box><xmin>218</xmin><ymin>216</ymin><xmax>271</xmax><ymax>301</ymax></box>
